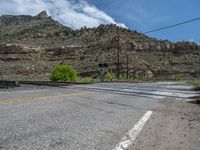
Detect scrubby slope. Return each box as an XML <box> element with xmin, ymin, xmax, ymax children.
<box><xmin>0</xmin><ymin>11</ymin><xmax>200</xmax><ymax>80</ymax></box>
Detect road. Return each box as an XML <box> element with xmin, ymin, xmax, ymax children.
<box><xmin>0</xmin><ymin>82</ymin><xmax>199</xmax><ymax>150</ymax></box>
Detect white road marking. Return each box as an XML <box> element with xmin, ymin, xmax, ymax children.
<box><xmin>113</xmin><ymin>111</ymin><xmax>153</xmax><ymax>150</ymax></box>
<box><xmin>74</xmin><ymin>85</ymin><xmax>199</xmax><ymax>99</ymax></box>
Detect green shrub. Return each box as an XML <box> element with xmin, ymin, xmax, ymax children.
<box><xmin>119</xmin><ymin>74</ymin><xmax>127</xmax><ymax>80</ymax></box>
<box><xmin>187</xmin><ymin>80</ymin><xmax>200</xmax><ymax>86</ymax></box>
<box><xmin>174</xmin><ymin>74</ymin><xmax>181</xmax><ymax>81</ymax></box>
<box><xmin>50</xmin><ymin>64</ymin><xmax>77</xmax><ymax>82</ymax></box>
<box><xmin>132</xmin><ymin>75</ymin><xmax>139</xmax><ymax>80</ymax></box>
<box><xmin>77</xmin><ymin>77</ymin><xmax>93</xmax><ymax>83</ymax></box>
<box><xmin>105</xmin><ymin>72</ymin><xmax>113</xmax><ymax>81</ymax></box>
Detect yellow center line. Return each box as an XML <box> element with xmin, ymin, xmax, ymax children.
<box><xmin>0</xmin><ymin>92</ymin><xmax>89</xmax><ymax>105</ymax></box>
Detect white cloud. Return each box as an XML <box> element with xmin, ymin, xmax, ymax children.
<box><xmin>0</xmin><ymin>0</ymin><xmax>127</xmax><ymax>29</ymax></box>
<box><xmin>189</xmin><ymin>38</ymin><xmax>195</xmax><ymax>42</ymax></box>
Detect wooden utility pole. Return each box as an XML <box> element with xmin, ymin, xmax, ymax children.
<box><xmin>117</xmin><ymin>32</ymin><xmax>120</xmax><ymax>80</ymax></box>
<box><xmin>126</xmin><ymin>54</ymin><xmax>129</xmax><ymax>79</ymax></box>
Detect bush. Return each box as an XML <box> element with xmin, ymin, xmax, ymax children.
<box><xmin>105</xmin><ymin>72</ymin><xmax>113</xmax><ymax>81</ymax></box>
<box><xmin>174</xmin><ymin>74</ymin><xmax>181</xmax><ymax>81</ymax></box>
<box><xmin>50</xmin><ymin>64</ymin><xmax>77</xmax><ymax>82</ymax></box>
<box><xmin>132</xmin><ymin>75</ymin><xmax>139</xmax><ymax>80</ymax></box>
<box><xmin>77</xmin><ymin>77</ymin><xmax>93</xmax><ymax>83</ymax></box>
<box><xmin>187</xmin><ymin>80</ymin><xmax>200</xmax><ymax>86</ymax></box>
<box><xmin>119</xmin><ymin>74</ymin><xmax>127</xmax><ymax>80</ymax></box>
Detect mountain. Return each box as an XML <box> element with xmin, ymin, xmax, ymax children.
<box><xmin>0</xmin><ymin>11</ymin><xmax>200</xmax><ymax>81</ymax></box>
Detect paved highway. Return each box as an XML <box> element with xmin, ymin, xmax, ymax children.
<box><xmin>0</xmin><ymin>82</ymin><xmax>199</xmax><ymax>150</ymax></box>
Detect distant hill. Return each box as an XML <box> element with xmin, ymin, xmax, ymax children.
<box><xmin>0</xmin><ymin>11</ymin><xmax>200</xmax><ymax>81</ymax></box>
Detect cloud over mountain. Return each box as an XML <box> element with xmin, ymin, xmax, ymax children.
<box><xmin>0</xmin><ymin>0</ymin><xmax>126</xmax><ymax>29</ymax></box>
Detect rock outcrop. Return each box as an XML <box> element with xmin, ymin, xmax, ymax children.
<box><xmin>34</xmin><ymin>11</ymin><xmax>49</xmax><ymax>20</ymax></box>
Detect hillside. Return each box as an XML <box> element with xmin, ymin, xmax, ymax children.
<box><xmin>0</xmin><ymin>11</ymin><xmax>200</xmax><ymax>81</ymax></box>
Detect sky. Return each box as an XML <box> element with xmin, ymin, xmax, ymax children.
<box><xmin>0</xmin><ymin>0</ymin><xmax>199</xmax><ymax>43</ymax></box>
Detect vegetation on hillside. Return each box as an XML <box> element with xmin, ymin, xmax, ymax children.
<box><xmin>50</xmin><ymin>64</ymin><xmax>77</xmax><ymax>82</ymax></box>
<box><xmin>187</xmin><ymin>80</ymin><xmax>200</xmax><ymax>86</ymax></box>
<box><xmin>0</xmin><ymin>11</ymin><xmax>200</xmax><ymax>81</ymax></box>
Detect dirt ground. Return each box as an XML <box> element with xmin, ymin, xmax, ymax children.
<box><xmin>130</xmin><ymin>99</ymin><xmax>200</xmax><ymax>150</ymax></box>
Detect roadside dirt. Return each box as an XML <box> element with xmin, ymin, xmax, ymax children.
<box><xmin>130</xmin><ymin>99</ymin><xmax>200</xmax><ymax>150</ymax></box>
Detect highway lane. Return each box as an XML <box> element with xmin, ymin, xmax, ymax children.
<box><xmin>0</xmin><ymin>85</ymin><xmax>157</xmax><ymax>150</ymax></box>
<box><xmin>0</xmin><ymin>82</ymin><xmax>199</xmax><ymax>150</ymax></box>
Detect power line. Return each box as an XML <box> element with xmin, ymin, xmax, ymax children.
<box><xmin>144</xmin><ymin>17</ymin><xmax>200</xmax><ymax>34</ymax></box>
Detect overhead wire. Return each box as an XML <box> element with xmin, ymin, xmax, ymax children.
<box><xmin>144</xmin><ymin>17</ymin><xmax>200</xmax><ymax>34</ymax></box>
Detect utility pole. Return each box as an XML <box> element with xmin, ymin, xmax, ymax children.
<box><xmin>117</xmin><ymin>31</ymin><xmax>120</xmax><ymax>80</ymax></box>
<box><xmin>124</xmin><ymin>43</ymin><xmax>129</xmax><ymax>80</ymax></box>
<box><xmin>126</xmin><ymin>54</ymin><xmax>129</xmax><ymax>79</ymax></box>
<box><xmin>100</xmin><ymin>47</ymin><xmax>107</xmax><ymax>82</ymax></box>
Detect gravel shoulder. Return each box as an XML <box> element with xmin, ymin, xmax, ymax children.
<box><xmin>130</xmin><ymin>99</ymin><xmax>200</xmax><ymax>150</ymax></box>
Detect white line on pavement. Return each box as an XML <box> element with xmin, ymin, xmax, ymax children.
<box><xmin>113</xmin><ymin>111</ymin><xmax>153</xmax><ymax>150</ymax></box>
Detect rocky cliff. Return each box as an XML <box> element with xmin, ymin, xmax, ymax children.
<box><xmin>0</xmin><ymin>11</ymin><xmax>200</xmax><ymax>80</ymax></box>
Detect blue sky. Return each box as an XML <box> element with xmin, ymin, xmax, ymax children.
<box><xmin>87</xmin><ymin>0</ymin><xmax>200</xmax><ymax>43</ymax></box>
<box><xmin>0</xmin><ymin>0</ymin><xmax>199</xmax><ymax>43</ymax></box>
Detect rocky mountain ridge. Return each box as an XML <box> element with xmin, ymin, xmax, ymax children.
<box><xmin>0</xmin><ymin>11</ymin><xmax>49</xmax><ymax>26</ymax></box>
<box><xmin>0</xmin><ymin>11</ymin><xmax>200</xmax><ymax>80</ymax></box>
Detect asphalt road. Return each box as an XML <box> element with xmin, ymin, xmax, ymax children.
<box><xmin>0</xmin><ymin>82</ymin><xmax>199</xmax><ymax>150</ymax></box>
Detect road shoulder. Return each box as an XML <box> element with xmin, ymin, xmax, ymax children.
<box><xmin>130</xmin><ymin>99</ymin><xmax>200</xmax><ymax>150</ymax></box>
